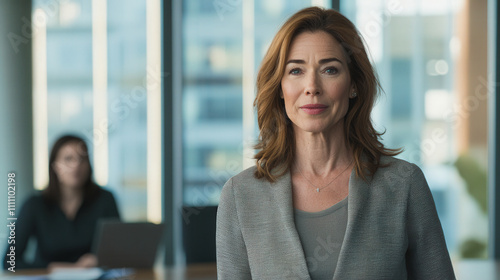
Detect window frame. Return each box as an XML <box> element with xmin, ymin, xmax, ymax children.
<box><xmin>488</xmin><ymin>0</ymin><xmax>500</xmax><ymax>260</ymax></box>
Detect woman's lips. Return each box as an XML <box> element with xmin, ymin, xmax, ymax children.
<box><xmin>300</xmin><ymin>104</ymin><xmax>328</xmax><ymax>115</ymax></box>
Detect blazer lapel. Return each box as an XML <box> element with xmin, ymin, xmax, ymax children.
<box><xmin>272</xmin><ymin>170</ymin><xmax>312</xmax><ymax>279</ymax></box>
<box><xmin>333</xmin><ymin>170</ymin><xmax>371</xmax><ymax>279</ymax></box>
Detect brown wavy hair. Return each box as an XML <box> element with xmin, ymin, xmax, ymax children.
<box><xmin>254</xmin><ymin>7</ymin><xmax>401</xmax><ymax>182</ymax></box>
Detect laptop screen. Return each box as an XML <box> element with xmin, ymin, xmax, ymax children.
<box><xmin>92</xmin><ymin>220</ymin><xmax>165</xmax><ymax>268</ymax></box>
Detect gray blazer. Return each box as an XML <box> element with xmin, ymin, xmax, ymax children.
<box><xmin>216</xmin><ymin>156</ymin><xmax>456</xmax><ymax>279</ymax></box>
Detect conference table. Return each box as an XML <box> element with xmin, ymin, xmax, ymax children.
<box><xmin>1</xmin><ymin>263</ymin><xmax>217</xmax><ymax>280</ymax></box>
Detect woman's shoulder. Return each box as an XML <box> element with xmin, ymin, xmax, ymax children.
<box><xmin>19</xmin><ymin>192</ymin><xmax>48</xmax><ymax>213</ymax></box>
<box><xmin>94</xmin><ymin>187</ymin><xmax>117</xmax><ymax>201</ymax></box>
<box><xmin>378</xmin><ymin>155</ymin><xmax>420</xmax><ymax>173</ymax></box>
<box><xmin>23</xmin><ymin>192</ymin><xmax>45</xmax><ymax>205</ymax></box>
<box><xmin>222</xmin><ymin>165</ymin><xmax>274</xmax><ymax>195</ymax></box>
<box><xmin>225</xmin><ymin>165</ymin><xmax>278</xmax><ymax>188</ymax></box>
<box><xmin>228</xmin><ymin>165</ymin><xmax>259</xmax><ymax>183</ymax></box>
<box><xmin>98</xmin><ymin>187</ymin><xmax>114</xmax><ymax>196</ymax></box>
<box><xmin>372</xmin><ymin>155</ymin><xmax>425</xmax><ymax>186</ymax></box>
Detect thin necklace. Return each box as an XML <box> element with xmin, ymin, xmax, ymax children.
<box><xmin>296</xmin><ymin>161</ymin><xmax>353</xmax><ymax>192</ymax></box>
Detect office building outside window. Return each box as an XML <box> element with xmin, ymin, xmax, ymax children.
<box><xmin>182</xmin><ymin>0</ymin><xmax>332</xmax><ymax>206</ymax></box>
<box><xmin>342</xmin><ymin>0</ymin><xmax>489</xmax><ymax>259</ymax></box>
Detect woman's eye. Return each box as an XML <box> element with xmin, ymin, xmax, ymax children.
<box><xmin>289</xmin><ymin>68</ymin><xmax>302</xmax><ymax>75</ymax></box>
<box><xmin>324</xmin><ymin>67</ymin><xmax>338</xmax><ymax>75</ymax></box>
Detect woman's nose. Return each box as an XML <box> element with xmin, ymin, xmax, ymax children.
<box><xmin>304</xmin><ymin>73</ymin><xmax>321</xmax><ymax>95</ymax></box>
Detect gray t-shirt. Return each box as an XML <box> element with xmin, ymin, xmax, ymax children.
<box><xmin>294</xmin><ymin>196</ymin><xmax>348</xmax><ymax>280</ymax></box>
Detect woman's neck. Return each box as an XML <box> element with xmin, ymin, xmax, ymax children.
<box><xmin>58</xmin><ymin>186</ymin><xmax>84</xmax><ymax>220</ymax></box>
<box><xmin>293</xmin><ymin>124</ymin><xmax>352</xmax><ymax>176</ymax></box>
<box><xmin>59</xmin><ymin>185</ymin><xmax>84</xmax><ymax>202</ymax></box>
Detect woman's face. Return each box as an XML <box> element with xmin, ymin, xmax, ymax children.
<box><xmin>281</xmin><ymin>31</ymin><xmax>354</xmax><ymax>135</ymax></box>
<box><xmin>52</xmin><ymin>141</ymin><xmax>90</xmax><ymax>189</ymax></box>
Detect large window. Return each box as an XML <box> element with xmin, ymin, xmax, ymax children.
<box><xmin>27</xmin><ymin>0</ymin><xmax>488</xmax><ymax>262</ymax></box>
<box><xmin>342</xmin><ymin>0</ymin><xmax>488</xmax><ymax>259</ymax></box>
<box><xmin>182</xmin><ymin>0</ymin><xmax>332</xmax><ymax>206</ymax></box>
<box><xmin>32</xmin><ymin>0</ymin><xmax>161</xmax><ymax>222</ymax></box>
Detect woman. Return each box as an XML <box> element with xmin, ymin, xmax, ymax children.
<box><xmin>2</xmin><ymin>135</ymin><xmax>120</xmax><ymax>270</ymax></box>
<box><xmin>216</xmin><ymin>7</ymin><xmax>455</xmax><ymax>279</ymax></box>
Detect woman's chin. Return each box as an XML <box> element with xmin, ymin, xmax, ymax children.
<box><xmin>61</xmin><ymin>181</ymin><xmax>84</xmax><ymax>191</ymax></box>
<box><xmin>293</xmin><ymin>124</ymin><xmax>334</xmax><ymax>135</ymax></box>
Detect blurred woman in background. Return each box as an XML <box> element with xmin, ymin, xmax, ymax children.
<box><xmin>3</xmin><ymin>135</ymin><xmax>120</xmax><ymax>270</ymax></box>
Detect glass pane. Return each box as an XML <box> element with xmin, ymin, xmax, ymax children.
<box><xmin>182</xmin><ymin>1</ymin><xmax>331</xmax><ymax>206</ymax></box>
<box><xmin>40</xmin><ymin>0</ymin><xmax>94</xmax><ymax>148</ymax></box>
<box><xmin>182</xmin><ymin>0</ymin><xmax>244</xmax><ymax>206</ymax></box>
<box><xmin>341</xmin><ymin>0</ymin><xmax>488</xmax><ymax>259</ymax></box>
<box><xmin>33</xmin><ymin>0</ymin><xmax>151</xmax><ymax>221</ymax></box>
<box><xmin>106</xmin><ymin>0</ymin><xmax>148</xmax><ymax>221</ymax></box>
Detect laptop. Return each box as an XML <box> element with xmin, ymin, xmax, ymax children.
<box><xmin>92</xmin><ymin>220</ymin><xmax>165</xmax><ymax>268</ymax></box>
